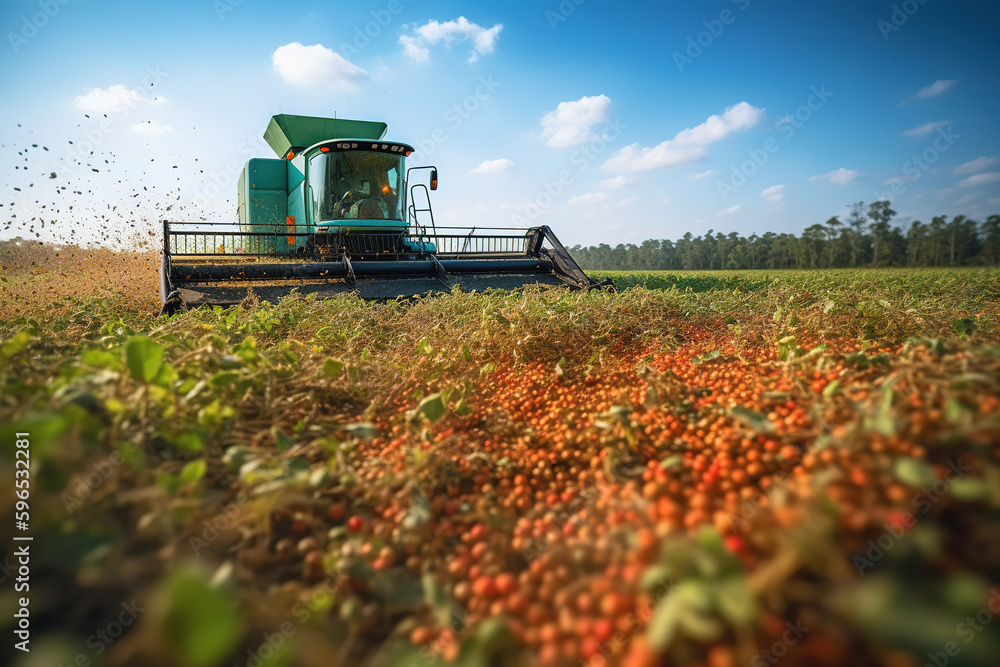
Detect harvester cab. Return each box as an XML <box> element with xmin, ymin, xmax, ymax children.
<box><xmin>159</xmin><ymin>114</ymin><xmax>609</xmax><ymax>314</ymax></box>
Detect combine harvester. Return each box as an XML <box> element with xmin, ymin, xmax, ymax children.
<box><xmin>159</xmin><ymin>114</ymin><xmax>609</xmax><ymax>314</ymax></box>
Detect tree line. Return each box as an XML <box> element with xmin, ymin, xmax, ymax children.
<box><xmin>570</xmin><ymin>202</ymin><xmax>1000</xmax><ymax>271</ymax></box>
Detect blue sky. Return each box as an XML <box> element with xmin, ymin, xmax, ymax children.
<box><xmin>2</xmin><ymin>0</ymin><xmax>999</xmax><ymax>248</ymax></box>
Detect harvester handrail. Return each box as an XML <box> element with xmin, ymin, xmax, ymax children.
<box><xmin>162</xmin><ymin>220</ymin><xmax>550</xmax><ymax>260</ymax></box>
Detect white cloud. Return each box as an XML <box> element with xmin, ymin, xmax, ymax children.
<box><xmin>618</xmin><ymin>197</ymin><xmax>637</xmax><ymax>207</ymax></box>
<box><xmin>671</xmin><ymin>103</ymin><xmax>764</xmax><ymax>146</ymax></box>
<box><xmin>915</xmin><ymin>79</ymin><xmax>959</xmax><ymax>100</ymax></box>
<box><xmin>810</xmin><ymin>168</ymin><xmax>860</xmax><ymax>185</ymax></box>
<box><xmin>400</xmin><ymin>17</ymin><xmax>503</xmax><ymax>64</ymax></box>
<box><xmin>568</xmin><ymin>192</ymin><xmax>607</xmax><ymax>206</ymax></box>
<box><xmin>902</xmin><ymin>121</ymin><xmax>951</xmax><ymax>138</ymax></box>
<box><xmin>605</xmin><ymin>143</ymin><xmax>705</xmax><ymax>171</ymax></box>
<box><xmin>689</xmin><ymin>169</ymin><xmax>717</xmax><ymax>180</ymax></box>
<box><xmin>470</xmin><ymin>158</ymin><xmax>513</xmax><ymax>174</ymax></box>
<box><xmin>957</xmin><ymin>172</ymin><xmax>1000</xmax><ymax>188</ymax></box>
<box><xmin>760</xmin><ymin>184</ymin><xmax>785</xmax><ymax>203</ymax></box>
<box><xmin>717</xmin><ymin>205</ymin><xmax>741</xmax><ymax>217</ymax></box>
<box><xmin>954</xmin><ymin>156</ymin><xmax>998</xmax><ymax>175</ymax></box>
<box><xmin>954</xmin><ymin>193</ymin><xmax>978</xmax><ymax>207</ymax></box>
<box><xmin>602</xmin><ymin>101</ymin><xmax>764</xmax><ymax>172</ymax></box>
<box><xmin>539</xmin><ymin>94</ymin><xmax>612</xmax><ymax>148</ymax></box>
<box><xmin>399</xmin><ymin>35</ymin><xmax>429</xmax><ymax>62</ymax></box>
<box><xmin>272</xmin><ymin>43</ymin><xmax>366</xmax><ymax>89</ymax></box>
<box><xmin>74</xmin><ymin>84</ymin><xmax>164</xmax><ymax>113</ymax></box>
<box><xmin>130</xmin><ymin>122</ymin><xmax>172</xmax><ymax>134</ymax></box>
<box><xmin>600</xmin><ymin>175</ymin><xmax>631</xmax><ymax>189</ymax></box>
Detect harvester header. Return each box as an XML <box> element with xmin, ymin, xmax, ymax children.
<box><xmin>158</xmin><ymin>114</ymin><xmax>609</xmax><ymax>313</ymax></box>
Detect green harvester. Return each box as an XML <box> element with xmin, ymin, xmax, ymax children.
<box><xmin>159</xmin><ymin>114</ymin><xmax>609</xmax><ymax>314</ymax></box>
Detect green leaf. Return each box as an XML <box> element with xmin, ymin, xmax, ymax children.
<box><xmin>679</xmin><ymin>608</ymin><xmax>723</xmax><ymax>641</ymax></box>
<box><xmin>80</xmin><ymin>348</ymin><xmax>123</xmax><ymax>371</ymax></box>
<box><xmin>715</xmin><ymin>577</ymin><xmax>758</xmax><ymax>629</ymax></box>
<box><xmin>943</xmin><ymin>573</ymin><xmax>991</xmax><ymax>612</ymax></box>
<box><xmin>372</xmin><ymin>570</ymin><xmax>423</xmax><ymax>612</ymax></box>
<box><xmin>696</xmin><ymin>526</ymin><xmax>726</xmax><ymax>555</ymax></box>
<box><xmin>173</xmin><ymin>430</ymin><xmax>204</xmax><ymax>453</ymax></box>
<box><xmin>640</xmin><ymin>564</ymin><xmax>672</xmax><ymax>592</ymax></box>
<box><xmin>210</xmin><ymin>371</ymin><xmax>241</xmax><ymax>388</ymax></box>
<box><xmin>156</xmin><ymin>471</ymin><xmax>180</xmax><ymax>494</ymax></box>
<box><xmin>4</xmin><ymin>329</ymin><xmax>33</xmax><ymax>349</ymax></box>
<box><xmin>198</xmin><ymin>400</ymin><xmax>235</xmax><ymax>429</ymax></box>
<box><xmin>648</xmin><ymin>588</ymin><xmax>683</xmax><ymax>651</ymax></box>
<box><xmin>945</xmin><ymin>397</ymin><xmax>973</xmax><ymax>425</ymax></box>
<box><xmin>830</xmin><ymin>576</ymin><xmax>1000</xmax><ymax>663</ymax></box>
<box><xmin>948</xmin><ymin>479</ymin><xmax>990</xmax><ymax>501</ymax></box>
<box><xmin>416</xmin><ymin>337</ymin><xmax>434</xmax><ymax>356</ymax></box>
<box><xmin>125</xmin><ymin>335</ymin><xmax>165</xmax><ymax>383</ymax></box>
<box><xmin>454</xmin><ymin>398</ymin><xmax>474</xmax><ymax>417</ymax></box>
<box><xmin>10</xmin><ymin>412</ymin><xmax>69</xmax><ymax>460</ymax></box>
<box><xmin>180</xmin><ymin>459</ymin><xmax>207</xmax><ymax>485</ymax></box>
<box><xmin>416</xmin><ymin>393</ymin><xmax>448</xmax><ymax>423</ymax></box>
<box><xmin>344</xmin><ymin>422</ymin><xmax>378</xmax><ymax>440</ymax></box>
<box><xmin>323</xmin><ymin>358</ymin><xmax>344</xmax><ymax>378</ymax></box>
<box><xmin>423</xmin><ymin>573</ymin><xmax>459</xmax><ymax>629</ymax></box>
<box><xmin>275</xmin><ymin>430</ymin><xmax>293</xmax><ymax>452</ymax></box>
<box><xmin>822</xmin><ymin>379</ymin><xmax>842</xmax><ymax>397</ymax></box>
<box><xmin>776</xmin><ymin>335</ymin><xmax>797</xmax><ymax>361</ymax></box>
<box><xmin>893</xmin><ymin>458</ymin><xmax>936</xmax><ymax>488</ymax></box>
<box><xmin>154</xmin><ymin>567</ymin><xmax>244</xmax><ymax>667</ymax></box>
<box><xmin>234</xmin><ymin>336</ymin><xmax>259</xmax><ymax>362</ymax></box>
<box><xmin>456</xmin><ymin>617</ymin><xmax>517</xmax><ymax>667</ymax></box>
<box><xmin>152</xmin><ymin>361</ymin><xmax>177</xmax><ymax>389</ymax></box>
<box><xmin>730</xmin><ymin>405</ymin><xmax>776</xmax><ymax>434</ymax></box>
<box><xmin>660</xmin><ymin>455</ymin><xmax>683</xmax><ymax>469</ymax></box>
<box><xmin>952</xmin><ymin>317</ymin><xmax>976</xmax><ymax>337</ymax></box>
<box><xmin>869</xmin><ymin>414</ymin><xmax>899</xmax><ymax>437</ymax></box>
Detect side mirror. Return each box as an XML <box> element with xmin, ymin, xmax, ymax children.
<box><xmin>430</xmin><ymin>169</ymin><xmax>438</xmax><ymax>190</ymax></box>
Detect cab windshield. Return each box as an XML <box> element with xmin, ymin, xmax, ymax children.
<box><xmin>308</xmin><ymin>149</ymin><xmax>404</xmax><ymax>223</ymax></box>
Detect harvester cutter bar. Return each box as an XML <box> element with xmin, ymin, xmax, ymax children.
<box><xmin>159</xmin><ymin>222</ymin><xmax>607</xmax><ymax>314</ymax></box>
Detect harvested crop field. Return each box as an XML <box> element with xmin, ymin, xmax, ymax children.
<box><xmin>2</xmin><ymin>251</ymin><xmax>1000</xmax><ymax>667</ymax></box>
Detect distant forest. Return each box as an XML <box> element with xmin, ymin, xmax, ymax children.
<box><xmin>570</xmin><ymin>202</ymin><xmax>1000</xmax><ymax>271</ymax></box>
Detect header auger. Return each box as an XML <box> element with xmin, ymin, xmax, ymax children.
<box><xmin>159</xmin><ymin>114</ymin><xmax>611</xmax><ymax>314</ymax></box>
